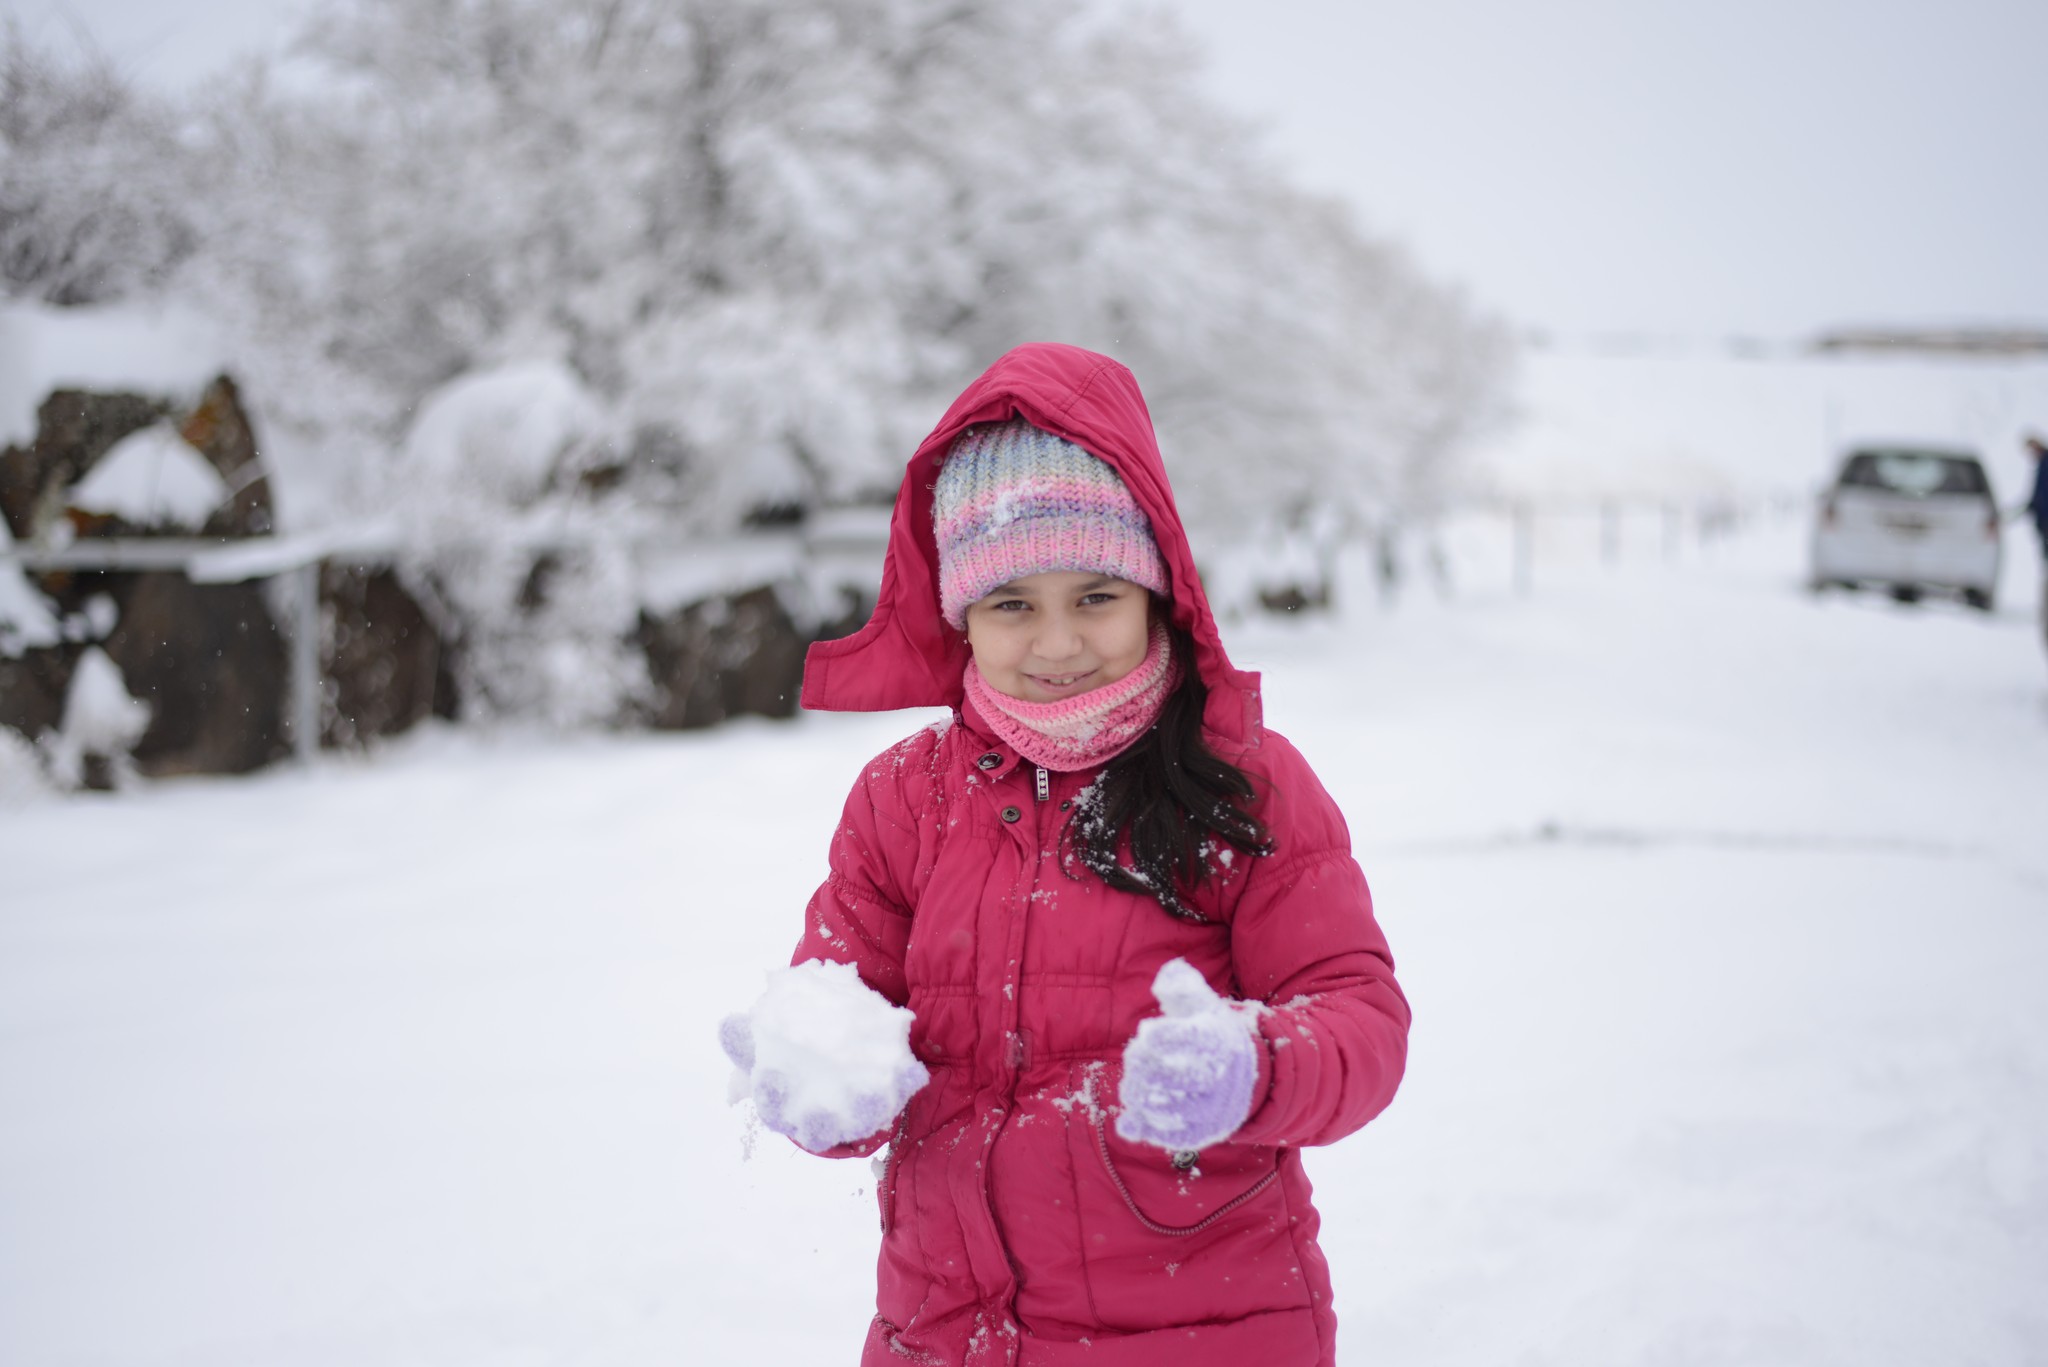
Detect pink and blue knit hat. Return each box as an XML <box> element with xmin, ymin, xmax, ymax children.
<box><xmin>933</xmin><ymin>419</ymin><xmax>1169</xmax><ymax>627</ymax></box>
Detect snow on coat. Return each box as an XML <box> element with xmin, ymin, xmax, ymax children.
<box><xmin>796</xmin><ymin>343</ymin><xmax>1411</xmax><ymax>1366</ymax></box>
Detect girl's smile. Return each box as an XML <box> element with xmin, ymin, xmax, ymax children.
<box><xmin>963</xmin><ymin>571</ymin><xmax>1153</xmax><ymax>704</ymax></box>
<box><xmin>1028</xmin><ymin>669</ymin><xmax>1094</xmax><ymax>694</ymax></box>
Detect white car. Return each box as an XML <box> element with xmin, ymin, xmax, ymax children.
<box><xmin>1810</xmin><ymin>445</ymin><xmax>2001</xmax><ymax>610</ymax></box>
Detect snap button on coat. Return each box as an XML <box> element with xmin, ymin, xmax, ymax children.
<box><xmin>977</xmin><ymin>753</ymin><xmax>1001</xmax><ymax>770</ymax></box>
<box><xmin>999</xmin><ymin>805</ymin><xmax>1022</xmax><ymax>823</ymax></box>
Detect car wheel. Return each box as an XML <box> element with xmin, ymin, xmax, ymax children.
<box><xmin>1889</xmin><ymin>584</ymin><xmax>1922</xmax><ymax>604</ymax></box>
<box><xmin>1962</xmin><ymin>588</ymin><xmax>1994</xmax><ymax>612</ymax></box>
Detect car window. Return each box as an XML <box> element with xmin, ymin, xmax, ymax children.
<box><xmin>1838</xmin><ymin>450</ymin><xmax>1989</xmax><ymax>496</ymax></box>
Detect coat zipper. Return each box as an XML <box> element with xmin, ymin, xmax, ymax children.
<box><xmin>977</xmin><ymin>763</ymin><xmax>1045</xmax><ymax>1344</ymax></box>
<box><xmin>878</xmin><ymin>1110</ymin><xmax>908</xmax><ymax>1233</ymax></box>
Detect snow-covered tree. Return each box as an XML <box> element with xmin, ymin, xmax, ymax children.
<box><xmin>6</xmin><ymin>0</ymin><xmax>1516</xmax><ymax>725</ymax></box>
<box><xmin>0</xmin><ymin>25</ymin><xmax>198</xmax><ymax>305</ymax></box>
<box><xmin>195</xmin><ymin>0</ymin><xmax>1510</xmax><ymax>538</ymax></box>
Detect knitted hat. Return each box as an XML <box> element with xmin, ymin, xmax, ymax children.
<box><xmin>933</xmin><ymin>419</ymin><xmax>1169</xmax><ymax>626</ymax></box>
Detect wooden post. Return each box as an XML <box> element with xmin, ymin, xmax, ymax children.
<box><xmin>290</xmin><ymin>561</ymin><xmax>321</xmax><ymax>762</ymax></box>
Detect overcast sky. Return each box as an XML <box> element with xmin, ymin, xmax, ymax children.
<box><xmin>11</xmin><ymin>0</ymin><xmax>2046</xmax><ymax>340</ymax></box>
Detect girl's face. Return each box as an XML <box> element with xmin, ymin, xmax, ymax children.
<box><xmin>964</xmin><ymin>572</ymin><xmax>1154</xmax><ymax>704</ymax></box>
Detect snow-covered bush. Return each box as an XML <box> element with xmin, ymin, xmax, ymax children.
<box><xmin>394</xmin><ymin>360</ymin><xmax>645</xmax><ymax>726</ymax></box>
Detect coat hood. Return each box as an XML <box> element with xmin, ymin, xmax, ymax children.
<box><xmin>801</xmin><ymin>343</ymin><xmax>1263</xmax><ymax>746</ymax></box>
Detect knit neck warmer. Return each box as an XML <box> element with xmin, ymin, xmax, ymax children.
<box><xmin>963</xmin><ymin>621</ymin><xmax>1180</xmax><ymax>773</ymax></box>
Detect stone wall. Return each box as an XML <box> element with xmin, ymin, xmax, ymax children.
<box><xmin>3</xmin><ymin>379</ymin><xmax>874</xmax><ymax>787</ymax></box>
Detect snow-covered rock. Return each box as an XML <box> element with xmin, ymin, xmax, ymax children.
<box><xmin>0</xmin><ymin>302</ymin><xmax>227</xmax><ymax>450</ymax></box>
<box><xmin>0</xmin><ymin>519</ymin><xmax>62</xmax><ymax>656</ymax></box>
<box><xmin>70</xmin><ymin>424</ymin><xmax>229</xmax><ymax>529</ymax></box>
<box><xmin>638</xmin><ymin>583</ymin><xmax>812</xmax><ymax>729</ymax></box>
<box><xmin>637</xmin><ymin>537</ymin><xmax>807</xmax><ymax>619</ymax></box>
<box><xmin>96</xmin><ymin>575</ymin><xmax>286</xmax><ymax>777</ymax></box>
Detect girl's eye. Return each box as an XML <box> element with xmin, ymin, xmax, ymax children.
<box><xmin>1079</xmin><ymin>592</ymin><xmax>1116</xmax><ymax>606</ymax></box>
<box><xmin>991</xmin><ymin>599</ymin><xmax>1030</xmax><ymax>612</ymax></box>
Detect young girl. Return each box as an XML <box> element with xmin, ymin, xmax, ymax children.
<box><xmin>725</xmin><ymin>343</ymin><xmax>1409</xmax><ymax>1365</ymax></box>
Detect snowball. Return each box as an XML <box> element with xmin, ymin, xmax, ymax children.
<box><xmin>726</xmin><ymin>960</ymin><xmax>927</xmax><ymax>1154</ymax></box>
<box><xmin>70</xmin><ymin>424</ymin><xmax>229</xmax><ymax>529</ymax></box>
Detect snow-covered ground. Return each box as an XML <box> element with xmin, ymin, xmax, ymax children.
<box><xmin>3</xmin><ymin>518</ymin><xmax>2045</xmax><ymax>1365</ymax></box>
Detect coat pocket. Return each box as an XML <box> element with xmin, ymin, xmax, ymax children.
<box><xmin>1070</xmin><ymin>1117</ymin><xmax>1307</xmax><ymax>1333</ymax></box>
<box><xmin>1090</xmin><ymin>1117</ymin><xmax>1281</xmax><ymax>1236</ymax></box>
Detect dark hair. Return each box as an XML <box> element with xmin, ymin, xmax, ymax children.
<box><xmin>1062</xmin><ymin>625</ymin><xmax>1274</xmax><ymax>920</ymax></box>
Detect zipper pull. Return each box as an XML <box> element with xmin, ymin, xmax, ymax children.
<box><xmin>1035</xmin><ymin>766</ymin><xmax>1050</xmax><ymax>802</ymax></box>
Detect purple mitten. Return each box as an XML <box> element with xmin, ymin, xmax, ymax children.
<box><xmin>718</xmin><ymin>1013</ymin><xmax>756</xmax><ymax>1072</ymax></box>
<box><xmin>1116</xmin><ymin>958</ymin><xmax>1261</xmax><ymax>1150</ymax></box>
<box><xmin>751</xmin><ymin>1063</ymin><xmax>926</xmax><ymax>1154</ymax></box>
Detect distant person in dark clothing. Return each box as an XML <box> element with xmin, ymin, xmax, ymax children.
<box><xmin>2026</xmin><ymin>434</ymin><xmax>2048</xmax><ymax>551</ymax></box>
<box><xmin>2024</xmin><ymin>435</ymin><xmax>2048</xmax><ymax>651</ymax></box>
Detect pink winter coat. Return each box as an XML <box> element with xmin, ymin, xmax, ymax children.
<box><xmin>796</xmin><ymin>343</ymin><xmax>1410</xmax><ymax>1366</ymax></box>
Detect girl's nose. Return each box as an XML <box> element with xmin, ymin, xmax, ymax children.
<box><xmin>1033</xmin><ymin>615</ymin><xmax>1082</xmax><ymax>661</ymax></box>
